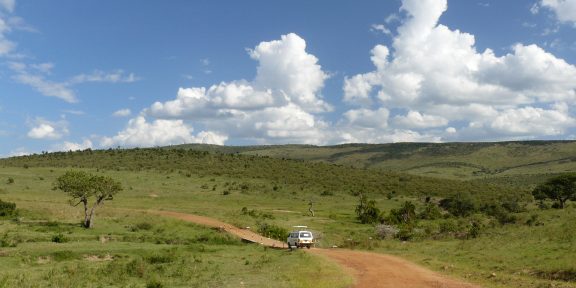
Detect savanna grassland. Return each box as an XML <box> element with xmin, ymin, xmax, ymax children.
<box><xmin>0</xmin><ymin>141</ymin><xmax>575</xmax><ymax>287</ymax></box>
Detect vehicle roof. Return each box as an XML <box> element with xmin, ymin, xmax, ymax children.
<box><xmin>290</xmin><ymin>230</ymin><xmax>313</xmax><ymax>233</ymax></box>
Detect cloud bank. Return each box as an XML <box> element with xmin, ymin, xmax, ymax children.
<box><xmin>341</xmin><ymin>0</ymin><xmax>576</xmax><ymax>143</ymax></box>
<box><xmin>104</xmin><ymin>33</ymin><xmax>332</xmax><ymax>148</ymax></box>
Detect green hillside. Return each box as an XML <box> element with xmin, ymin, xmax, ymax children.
<box><xmin>0</xmin><ymin>143</ymin><xmax>575</xmax><ymax>287</ymax></box>
<box><xmin>174</xmin><ymin>141</ymin><xmax>576</xmax><ymax>183</ymax></box>
<box><xmin>0</xmin><ymin>147</ymin><xmax>524</xmax><ymax>202</ymax></box>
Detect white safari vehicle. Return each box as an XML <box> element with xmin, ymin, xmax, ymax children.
<box><xmin>287</xmin><ymin>226</ymin><xmax>314</xmax><ymax>249</ymax></box>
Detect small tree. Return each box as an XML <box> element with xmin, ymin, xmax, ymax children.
<box><xmin>355</xmin><ymin>193</ymin><xmax>381</xmax><ymax>224</ymax></box>
<box><xmin>439</xmin><ymin>193</ymin><xmax>476</xmax><ymax>217</ymax></box>
<box><xmin>387</xmin><ymin>201</ymin><xmax>417</xmax><ymax>226</ymax></box>
<box><xmin>54</xmin><ymin>171</ymin><xmax>122</xmax><ymax>228</ymax></box>
<box><xmin>533</xmin><ymin>173</ymin><xmax>576</xmax><ymax>209</ymax></box>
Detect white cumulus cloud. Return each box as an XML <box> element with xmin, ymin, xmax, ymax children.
<box><xmin>57</xmin><ymin>139</ymin><xmax>94</xmax><ymax>152</ymax></box>
<box><xmin>27</xmin><ymin>118</ymin><xmax>68</xmax><ymax>140</ymax></box>
<box><xmin>100</xmin><ymin>116</ymin><xmax>227</xmax><ymax>148</ymax></box>
<box><xmin>539</xmin><ymin>0</ymin><xmax>576</xmax><ymax>25</ymax></box>
<box><xmin>342</xmin><ymin>0</ymin><xmax>576</xmax><ymax>142</ymax></box>
<box><xmin>146</xmin><ymin>33</ymin><xmax>331</xmax><ymax>145</ymax></box>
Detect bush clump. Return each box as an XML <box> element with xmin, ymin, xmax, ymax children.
<box><xmin>375</xmin><ymin>224</ymin><xmax>399</xmax><ymax>240</ymax></box>
<box><xmin>0</xmin><ymin>200</ymin><xmax>16</xmax><ymax>217</ymax></box>
<box><xmin>51</xmin><ymin>233</ymin><xmax>69</xmax><ymax>243</ymax></box>
<box><xmin>439</xmin><ymin>193</ymin><xmax>476</xmax><ymax>217</ymax></box>
<box><xmin>257</xmin><ymin>223</ymin><xmax>287</xmax><ymax>241</ymax></box>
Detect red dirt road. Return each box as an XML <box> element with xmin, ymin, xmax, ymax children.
<box><xmin>149</xmin><ymin>210</ymin><xmax>480</xmax><ymax>288</ymax></box>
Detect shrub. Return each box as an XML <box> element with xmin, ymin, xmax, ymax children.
<box><xmin>439</xmin><ymin>219</ymin><xmax>459</xmax><ymax>234</ymax></box>
<box><xmin>257</xmin><ymin>223</ymin><xmax>287</xmax><ymax>241</ymax></box>
<box><xmin>51</xmin><ymin>233</ymin><xmax>69</xmax><ymax>243</ymax></box>
<box><xmin>355</xmin><ymin>194</ymin><xmax>382</xmax><ymax>224</ymax></box>
<box><xmin>386</xmin><ymin>201</ymin><xmax>417</xmax><ymax>226</ymax></box>
<box><xmin>467</xmin><ymin>220</ymin><xmax>481</xmax><ymax>239</ymax></box>
<box><xmin>6</xmin><ymin>178</ymin><xmax>14</xmax><ymax>184</ymax></box>
<box><xmin>439</xmin><ymin>193</ymin><xmax>476</xmax><ymax>217</ymax></box>
<box><xmin>131</xmin><ymin>222</ymin><xmax>153</xmax><ymax>232</ymax></box>
<box><xmin>526</xmin><ymin>214</ymin><xmax>542</xmax><ymax>226</ymax></box>
<box><xmin>395</xmin><ymin>227</ymin><xmax>414</xmax><ymax>241</ymax></box>
<box><xmin>0</xmin><ymin>200</ymin><xmax>16</xmax><ymax>217</ymax></box>
<box><xmin>418</xmin><ymin>203</ymin><xmax>443</xmax><ymax>220</ymax></box>
<box><xmin>375</xmin><ymin>224</ymin><xmax>399</xmax><ymax>240</ymax></box>
<box><xmin>146</xmin><ymin>280</ymin><xmax>164</xmax><ymax>288</ymax></box>
<box><xmin>480</xmin><ymin>203</ymin><xmax>517</xmax><ymax>225</ymax></box>
<box><xmin>320</xmin><ymin>190</ymin><xmax>334</xmax><ymax>196</ymax></box>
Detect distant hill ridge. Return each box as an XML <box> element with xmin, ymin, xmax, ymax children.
<box><xmin>171</xmin><ymin>141</ymin><xmax>576</xmax><ymax>180</ymax></box>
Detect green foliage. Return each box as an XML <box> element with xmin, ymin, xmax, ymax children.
<box><xmin>533</xmin><ymin>173</ymin><xmax>576</xmax><ymax>209</ymax></box>
<box><xmin>54</xmin><ymin>171</ymin><xmax>122</xmax><ymax>228</ymax></box>
<box><xmin>480</xmin><ymin>203</ymin><xmax>517</xmax><ymax>225</ymax></box>
<box><xmin>131</xmin><ymin>222</ymin><xmax>154</xmax><ymax>232</ymax></box>
<box><xmin>6</xmin><ymin>178</ymin><xmax>14</xmax><ymax>184</ymax></box>
<box><xmin>240</xmin><ymin>207</ymin><xmax>274</xmax><ymax>220</ymax></box>
<box><xmin>418</xmin><ymin>202</ymin><xmax>443</xmax><ymax>220</ymax></box>
<box><xmin>0</xmin><ymin>147</ymin><xmax>522</xmax><ymax>202</ymax></box>
<box><xmin>386</xmin><ymin>201</ymin><xmax>417</xmax><ymax>226</ymax></box>
<box><xmin>146</xmin><ymin>279</ymin><xmax>164</xmax><ymax>288</ymax></box>
<box><xmin>439</xmin><ymin>193</ymin><xmax>476</xmax><ymax>217</ymax></box>
<box><xmin>51</xmin><ymin>233</ymin><xmax>68</xmax><ymax>243</ymax></box>
<box><xmin>355</xmin><ymin>194</ymin><xmax>381</xmax><ymax>224</ymax></box>
<box><xmin>257</xmin><ymin>222</ymin><xmax>288</xmax><ymax>241</ymax></box>
<box><xmin>0</xmin><ymin>200</ymin><xmax>16</xmax><ymax>217</ymax></box>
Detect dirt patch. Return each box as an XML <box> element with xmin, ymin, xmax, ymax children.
<box><xmin>84</xmin><ymin>254</ymin><xmax>114</xmax><ymax>262</ymax></box>
<box><xmin>37</xmin><ymin>256</ymin><xmax>51</xmax><ymax>264</ymax></box>
<box><xmin>149</xmin><ymin>209</ymin><xmax>481</xmax><ymax>288</ymax></box>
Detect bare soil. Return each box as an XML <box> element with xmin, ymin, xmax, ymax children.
<box><xmin>149</xmin><ymin>210</ymin><xmax>480</xmax><ymax>288</ymax></box>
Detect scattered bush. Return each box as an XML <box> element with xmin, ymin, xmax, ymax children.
<box><xmin>439</xmin><ymin>193</ymin><xmax>476</xmax><ymax>217</ymax></box>
<box><xmin>240</xmin><ymin>207</ymin><xmax>274</xmax><ymax>220</ymax></box>
<box><xmin>439</xmin><ymin>219</ymin><xmax>459</xmax><ymax>234</ymax></box>
<box><xmin>320</xmin><ymin>190</ymin><xmax>334</xmax><ymax>196</ymax></box>
<box><xmin>525</xmin><ymin>214</ymin><xmax>543</xmax><ymax>226</ymax></box>
<box><xmin>0</xmin><ymin>200</ymin><xmax>16</xmax><ymax>217</ymax></box>
<box><xmin>146</xmin><ymin>279</ymin><xmax>164</xmax><ymax>288</ymax></box>
<box><xmin>130</xmin><ymin>222</ymin><xmax>154</xmax><ymax>232</ymax></box>
<box><xmin>355</xmin><ymin>194</ymin><xmax>381</xmax><ymax>224</ymax></box>
<box><xmin>257</xmin><ymin>223</ymin><xmax>287</xmax><ymax>241</ymax></box>
<box><xmin>418</xmin><ymin>203</ymin><xmax>443</xmax><ymax>220</ymax></box>
<box><xmin>395</xmin><ymin>227</ymin><xmax>415</xmax><ymax>241</ymax></box>
<box><xmin>51</xmin><ymin>233</ymin><xmax>69</xmax><ymax>243</ymax></box>
<box><xmin>467</xmin><ymin>220</ymin><xmax>481</xmax><ymax>239</ymax></box>
<box><xmin>386</xmin><ymin>201</ymin><xmax>417</xmax><ymax>226</ymax></box>
<box><xmin>375</xmin><ymin>224</ymin><xmax>399</xmax><ymax>240</ymax></box>
<box><xmin>6</xmin><ymin>178</ymin><xmax>14</xmax><ymax>184</ymax></box>
<box><xmin>480</xmin><ymin>203</ymin><xmax>517</xmax><ymax>225</ymax></box>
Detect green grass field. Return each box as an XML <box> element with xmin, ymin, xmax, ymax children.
<box><xmin>0</xmin><ymin>143</ymin><xmax>575</xmax><ymax>287</ymax></box>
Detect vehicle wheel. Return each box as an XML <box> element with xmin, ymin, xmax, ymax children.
<box><xmin>306</xmin><ymin>245</ymin><xmax>311</xmax><ymax>249</ymax></box>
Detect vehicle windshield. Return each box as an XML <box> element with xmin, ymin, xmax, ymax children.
<box><xmin>300</xmin><ymin>232</ymin><xmax>311</xmax><ymax>238</ymax></box>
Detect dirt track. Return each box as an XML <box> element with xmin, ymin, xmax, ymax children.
<box><xmin>149</xmin><ymin>210</ymin><xmax>480</xmax><ymax>288</ymax></box>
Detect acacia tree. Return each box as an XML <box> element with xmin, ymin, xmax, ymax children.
<box><xmin>54</xmin><ymin>171</ymin><xmax>122</xmax><ymax>228</ymax></box>
<box><xmin>532</xmin><ymin>173</ymin><xmax>576</xmax><ymax>209</ymax></box>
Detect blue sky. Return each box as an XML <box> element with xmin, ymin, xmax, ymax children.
<box><xmin>1</xmin><ymin>0</ymin><xmax>576</xmax><ymax>156</ymax></box>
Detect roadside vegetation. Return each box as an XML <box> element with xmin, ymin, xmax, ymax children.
<box><xmin>0</xmin><ymin>144</ymin><xmax>575</xmax><ymax>287</ymax></box>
